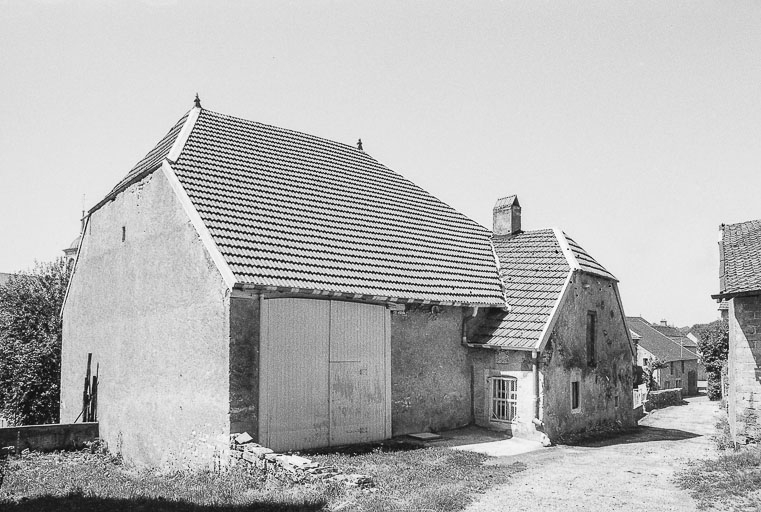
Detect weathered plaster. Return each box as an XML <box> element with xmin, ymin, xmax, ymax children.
<box><xmin>61</xmin><ymin>171</ymin><xmax>230</xmax><ymax>467</ymax></box>
<box><xmin>538</xmin><ymin>274</ymin><xmax>635</xmax><ymax>440</ymax></box>
<box><xmin>390</xmin><ymin>305</ymin><xmax>471</xmax><ymax>435</ymax></box>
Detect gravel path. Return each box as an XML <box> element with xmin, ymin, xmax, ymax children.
<box><xmin>466</xmin><ymin>396</ymin><xmax>719</xmax><ymax>512</ymax></box>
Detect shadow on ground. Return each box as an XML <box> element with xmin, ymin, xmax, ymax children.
<box><xmin>0</xmin><ymin>495</ymin><xmax>324</xmax><ymax>512</ymax></box>
<box><xmin>569</xmin><ymin>426</ymin><xmax>702</xmax><ymax>448</ymax></box>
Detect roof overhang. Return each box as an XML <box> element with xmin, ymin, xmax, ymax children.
<box><xmin>712</xmin><ymin>289</ymin><xmax>761</xmax><ymax>301</ymax></box>
<box><xmin>235</xmin><ymin>283</ymin><xmax>509</xmax><ymax>309</ymax></box>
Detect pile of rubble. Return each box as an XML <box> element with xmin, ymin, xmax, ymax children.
<box><xmin>229</xmin><ymin>433</ymin><xmax>373</xmax><ymax>488</ymax></box>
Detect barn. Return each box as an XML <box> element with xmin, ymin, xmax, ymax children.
<box><xmin>60</xmin><ymin>100</ymin><xmax>506</xmax><ymax>466</ymax></box>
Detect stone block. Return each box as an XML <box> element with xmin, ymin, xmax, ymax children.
<box><xmin>234</xmin><ymin>432</ymin><xmax>254</xmax><ymax>445</ymax></box>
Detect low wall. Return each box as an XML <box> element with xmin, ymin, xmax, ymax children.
<box><xmin>644</xmin><ymin>389</ymin><xmax>683</xmax><ymax>412</ymax></box>
<box><xmin>0</xmin><ymin>423</ymin><xmax>98</xmax><ymax>452</ymax></box>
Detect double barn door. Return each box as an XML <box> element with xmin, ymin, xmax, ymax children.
<box><xmin>258</xmin><ymin>298</ymin><xmax>390</xmax><ymax>451</ymax></box>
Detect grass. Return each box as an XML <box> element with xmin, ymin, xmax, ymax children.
<box><xmin>308</xmin><ymin>444</ymin><xmax>512</xmax><ymax>511</ymax></box>
<box><xmin>0</xmin><ymin>442</ymin><xmax>512</xmax><ymax>512</ymax></box>
<box><xmin>675</xmin><ymin>446</ymin><xmax>761</xmax><ymax>511</ymax></box>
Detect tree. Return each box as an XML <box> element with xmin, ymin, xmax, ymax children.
<box><xmin>643</xmin><ymin>358</ymin><xmax>668</xmax><ymax>396</ymax></box>
<box><xmin>691</xmin><ymin>319</ymin><xmax>729</xmax><ymax>401</ymax></box>
<box><xmin>0</xmin><ymin>258</ymin><xmax>70</xmax><ymax>425</ymax></box>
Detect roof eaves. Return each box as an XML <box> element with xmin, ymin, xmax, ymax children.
<box><xmin>161</xmin><ymin>160</ymin><xmax>237</xmax><ymax>290</ymax></box>
<box><xmin>166</xmin><ymin>106</ymin><xmax>201</xmax><ymax>163</ymax></box>
<box><xmin>553</xmin><ymin>227</ymin><xmax>581</xmax><ymax>271</ymax></box>
<box><xmin>89</xmin><ymin>109</ymin><xmax>200</xmax><ymax>217</ymax></box>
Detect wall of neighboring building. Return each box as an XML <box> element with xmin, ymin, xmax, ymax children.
<box><xmin>539</xmin><ymin>273</ymin><xmax>636</xmax><ymax>441</ymax></box>
<box><xmin>390</xmin><ymin>305</ymin><xmax>471</xmax><ymax>435</ymax></box>
<box><xmin>660</xmin><ymin>358</ymin><xmax>699</xmax><ymax>396</ymax></box>
<box><xmin>470</xmin><ymin>348</ymin><xmax>539</xmax><ymax>440</ymax></box>
<box><xmin>61</xmin><ymin>171</ymin><xmax>231</xmax><ymax>468</ymax></box>
<box><xmin>729</xmin><ymin>296</ymin><xmax>761</xmax><ymax>444</ymax></box>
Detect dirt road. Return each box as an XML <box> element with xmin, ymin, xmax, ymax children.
<box><xmin>466</xmin><ymin>396</ymin><xmax>719</xmax><ymax>511</ymax></box>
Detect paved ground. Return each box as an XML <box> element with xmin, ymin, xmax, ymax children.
<box><xmin>464</xmin><ymin>396</ymin><xmax>720</xmax><ymax>512</ymax></box>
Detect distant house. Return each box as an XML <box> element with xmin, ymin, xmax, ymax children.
<box><xmin>628</xmin><ymin>317</ymin><xmax>699</xmax><ymax>395</ymax></box>
<box><xmin>713</xmin><ymin>219</ymin><xmax>761</xmax><ymax>445</ymax></box>
<box><xmin>61</xmin><ymin>101</ymin><xmax>635</xmax><ymax>466</ymax></box>
<box><xmin>652</xmin><ymin>321</ymin><xmax>707</xmax><ymax>381</ymax></box>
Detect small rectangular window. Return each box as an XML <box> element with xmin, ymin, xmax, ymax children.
<box><xmin>490</xmin><ymin>377</ymin><xmax>517</xmax><ymax>423</ymax></box>
<box><xmin>614</xmin><ymin>395</ymin><xmax>619</xmax><ymax>408</ymax></box>
<box><xmin>586</xmin><ymin>311</ymin><xmax>597</xmax><ymax>366</ymax></box>
<box><xmin>122</xmin><ymin>226</ymin><xmax>126</xmax><ymax>242</ymax></box>
<box><xmin>571</xmin><ymin>381</ymin><xmax>580</xmax><ymax>410</ymax></box>
<box><xmin>665</xmin><ymin>381</ymin><xmax>671</xmax><ymax>389</ymax></box>
<box><xmin>670</xmin><ymin>362</ymin><xmax>674</xmax><ymax>375</ymax></box>
<box><xmin>681</xmin><ymin>360</ymin><xmax>685</xmax><ymax>373</ymax></box>
<box><xmin>643</xmin><ymin>358</ymin><xmax>649</xmax><ymax>366</ymax></box>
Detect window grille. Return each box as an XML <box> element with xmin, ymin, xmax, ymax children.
<box><xmin>490</xmin><ymin>377</ymin><xmax>517</xmax><ymax>423</ymax></box>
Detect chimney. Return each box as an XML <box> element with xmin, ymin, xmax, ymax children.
<box><xmin>493</xmin><ymin>195</ymin><xmax>521</xmax><ymax>236</ymax></box>
<box><xmin>660</xmin><ymin>319</ymin><xmax>668</xmax><ymax>327</ymax></box>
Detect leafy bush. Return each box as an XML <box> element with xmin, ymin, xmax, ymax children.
<box><xmin>692</xmin><ymin>320</ymin><xmax>729</xmax><ymax>400</ymax></box>
<box><xmin>0</xmin><ymin>259</ymin><xmax>70</xmax><ymax>425</ymax></box>
<box><xmin>707</xmin><ymin>375</ymin><xmax>723</xmax><ymax>401</ymax></box>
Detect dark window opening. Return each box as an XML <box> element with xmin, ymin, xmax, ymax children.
<box><xmin>681</xmin><ymin>360</ymin><xmax>685</xmax><ymax>373</ymax></box>
<box><xmin>670</xmin><ymin>362</ymin><xmax>674</xmax><ymax>375</ymax></box>
<box><xmin>643</xmin><ymin>358</ymin><xmax>649</xmax><ymax>366</ymax></box>
<box><xmin>586</xmin><ymin>311</ymin><xmax>597</xmax><ymax>366</ymax></box>
<box><xmin>122</xmin><ymin>226</ymin><xmax>126</xmax><ymax>242</ymax></box>
<box><xmin>571</xmin><ymin>381</ymin><xmax>580</xmax><ymax>410</ymax></box>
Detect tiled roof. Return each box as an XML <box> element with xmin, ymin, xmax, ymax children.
<box><xmin>718</xmin><ymin>219</ymin><xmax>761</xmax><ymax>297</ymax></box>
<box><xmin>473</xmin><ymin>228</ymin><xmax>618</xmax><ymax>349</ymax></box>
<box><xmin>565</xmin><ymin>234</ymin><xmax>617</xmax><ymax>281</ymax></box>
<box><xmin>110</xmin><ymin>112</ymin><xmax>189</xmax><ymax>194</ymax></box>
<box><xmin>627</xmin><ymin>317</ymin><xmax>698</xmax><ymax>362</ymax></box>
<box><xmin>138</xmin><ymin>108</ymin><xmax>506</xmax><ymax>304</ymax></box>
<box><xmin>650</xmin><ymin>324</ymin><xmax>698</xmax><ymax>349</ymax></box>
<box><xmin>474</xmin><ymin>229</ymin><xmax>570</xmax><ymax>349</ymax></box>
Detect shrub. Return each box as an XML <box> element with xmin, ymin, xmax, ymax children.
<box><xmin>0</xmin><ymin>259</ymin><xmax>70</xmax><ymax>425</ymax></box>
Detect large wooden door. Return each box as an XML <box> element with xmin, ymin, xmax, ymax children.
<box><xmin>329</xmin><ymin>301</ymin><xmax>388</xmax><ymax>446</ymax></box>
<box><xmin>259</xmin><ymin>298</ymin><xmax>390</xmax><ymax>451</ymax></box>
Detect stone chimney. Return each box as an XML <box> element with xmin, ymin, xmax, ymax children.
<box><xmin>493</xmin><ymin>195</ymin><xmax>521</xmax><ymax>236</ymax></box>
<box><xmin>660</xmin><ymin>319</ymin><xmax>668</xmax><ymax>327</ymax></box>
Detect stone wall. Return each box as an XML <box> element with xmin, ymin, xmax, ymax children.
<box><xmin>729</xmin><ymin>296</ymin><xmax>761</xmax><ymax>444</ymax></box>
<box><xmin>644</xmin><ymin>389</ymin><xmax>683</xmax><ymax>411</ymax></box>
<box><xmin>0</xmin><ymin>423</ymin><xmax>98</xmax><ymax>452</ymax></box>
<box><xmin>61</xmin><ymin>171</ymin><xmax>231</xmax><ymax>468</ymax></box>
<box><xmin>390</xmin><ymin>305</ymin><xmax>471</xmax><ymax>435</ymax></box>
<box><xmin>540</xmin><ymin>274</ymin><xmax>636</xmax><ymax>441</ymax></box>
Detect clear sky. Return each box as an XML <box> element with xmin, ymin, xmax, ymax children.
<box><xmin>1</xmin><ymin>1</ymin><xmax>759</xmax><ymax>327</ymax></box>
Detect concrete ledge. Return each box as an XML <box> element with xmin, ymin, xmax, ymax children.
<box><xmin>0</xmin><ymin>423</ymin><xmax>98</xmax><ymax>452</ymax></box>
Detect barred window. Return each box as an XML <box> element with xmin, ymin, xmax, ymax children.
<box><xmin>490</xmin><ymin>377</ymin><xmax>517</xmax><ymax>422</ymax></box>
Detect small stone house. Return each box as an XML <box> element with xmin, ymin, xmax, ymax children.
<box><xmin>652</xmin><ymin>321</ymin><xmax>707</xmax><ymax>381</ymax></box>
<box><xmin>61</xmin><ymin>101</ymin><xmax>635</xmax><ymax>466</ymax></box>
<box><xmin>468</xmin><ymin>198</ymin><xmax>636</xmax><ymax>442</ymax></box>
<box><xmin>627</xmin><ymin>316</ymin><xmax>699</xmax><ymax>395</ymax></box>
<box><xmin>713</xmin><ymin>219</ymin><xmax>761</xmax><ymax>445</ymax></box>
